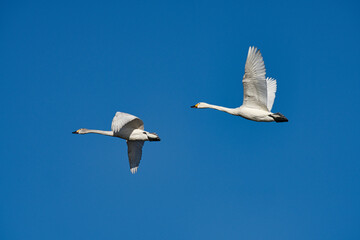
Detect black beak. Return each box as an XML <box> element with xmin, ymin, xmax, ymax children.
<box><xmin>72</xmin><ymin>131</ymin><xmax>78</xmax><ymax>134</ymax></box>
<box><xmin>190</xmin><ymin>105</ymin><xmax>196</xmax><ymax>108</ymax></box>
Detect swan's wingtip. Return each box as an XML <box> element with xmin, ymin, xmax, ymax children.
<box><xmin>249</xmin><ymin>46</ymin><xmax>260</xmax><ymax>54</ymax></box>
<box><xmin>130</xmin><ymin>167</ymin><xmax>138</xmax><ymax>174</ymax></box>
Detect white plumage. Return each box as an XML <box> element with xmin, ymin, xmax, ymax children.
<box><xmin>242</xmin><ymin>46</ymin><xmax>268</xmax><ymax>111</ymax></box>
<box><xmin>266</xmin><ymin>77</ymin><xmax>277</xmax><ymax>112</ymax></box>
<box><xmin>111</xmin><ymin>112</ymin><xmax>144</xmax><ymax>132</ymax></box>
<box><xmin>127</xmin><ymin>140</ymin><xmax>144</xmax><ymax>174</ymax></box>
<box><xmin>191</xmin><ymin>46</ymin><xmax>287</xmax><ymax>123</ymax></box>
<box><xmin>73</xmin><ymin>112</ymin><xmax>160</xmax><ymax>174</ymax></box>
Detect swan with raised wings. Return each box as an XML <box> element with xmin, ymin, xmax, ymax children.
<box><xmin>191</xmin><ymin>46</ymin><xmax>288</xmax><ymax>122</ymax></box>
<box><xmin>72</xmin><ymin>112</ymin><xmax>160</xmax><ymax>174</ymax></box>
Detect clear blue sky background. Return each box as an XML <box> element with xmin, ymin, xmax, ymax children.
<box><xmin>1</xmin><ymin>0</ymin><xmax>359</xmax><ymax>239</ymax></box>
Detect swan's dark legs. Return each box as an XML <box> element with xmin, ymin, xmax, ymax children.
<box><xmin>269</xmin><ymin>113</ymin><xmax>288</xmax><ymax>122</ymax></box>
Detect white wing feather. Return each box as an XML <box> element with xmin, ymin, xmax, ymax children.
<box><xmin>242</xmin><ymin>46</ymin><xmax>268</xmax><ymax>111</ymax></box>
<box><xmin>111</xmin><ymin>112</ymin><xmax>144</xmax><ymax>133</ymax></box>
<box><xmin>127</xmin><ymin>140</ymin><xmax>145</xmax><ymax>174</ymax></box>
<box><xmin>266</xmin><ymin>77</ymin><xmax>277</xmax><ymax>111</ymax></box>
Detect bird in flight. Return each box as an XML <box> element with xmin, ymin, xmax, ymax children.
<box><xmin>73</xmin><ymin>112</ymin><xmax>160</xmax><ymax>174</ymax></box>
<box><xmin>191</xmin><ymin>46</ymin><xmax>288</xmax><ymax>123</ymax></box>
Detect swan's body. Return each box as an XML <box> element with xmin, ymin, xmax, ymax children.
<box><xmin>73</xmin><ymin>112</ymin><xmax>160</xmax><ymax>174</ymax></box>
<box><xmin>191</xmin><ymin>46</ymin><xmax>288</xmax><ymax>123</ymax></box>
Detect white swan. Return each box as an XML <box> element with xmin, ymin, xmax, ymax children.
<box><xmin>191</xmin><ymin>46</ymin><xmax>288</xmax><ymax>122</ymax></box>
<box><xmin>72</xmin><ymin>112</ymin><xmax>160</xmax><ymax>174</ymax></box>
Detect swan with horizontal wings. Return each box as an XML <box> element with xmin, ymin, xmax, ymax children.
<box><xmin>73</xmin><ymin>112</ymin><xmax>160</xmax><ymax>174</ymax></box>
<box><xmin>191</xmin><ymin>46</ymin><xmax>288</xmax><ymax>122</ymax></box>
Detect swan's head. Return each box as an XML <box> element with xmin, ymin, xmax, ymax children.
<box><xmin>191</xmin><ymin>102</ymin><xmax>207</xmax><ymax>109</ymax></box>
<box><xmin>72</xmin><ymin>128</ymin><xmax>87</xmax><ymax>134</ymax></box>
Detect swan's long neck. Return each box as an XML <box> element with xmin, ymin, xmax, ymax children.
<box><xmin>201</xmin><ymin>103</ymin><xmax>237</xmax><ymax>115</ymax></box>
<box><xmin>82</xmin><ymin>129</ymin><xmax>114</xmax><ymax>136</ymax></box>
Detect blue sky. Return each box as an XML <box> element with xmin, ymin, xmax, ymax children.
<box><xmin>1</xmin><ymin>0</ymin><xmax>359</xmax><ymax>239</ymax></box>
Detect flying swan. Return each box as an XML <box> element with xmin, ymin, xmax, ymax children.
<box><xmin>191</xmin><ymin>46</ymin><xmax>288</xmax><ymax>122</ymax></box>
<box><xmin>72</xmin><ymin>112</ymin><xmax>160</xmax><ymax>174</ymax></box>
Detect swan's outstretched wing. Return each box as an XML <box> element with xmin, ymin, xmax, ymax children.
<box><xmin>127</xmin><ymin>140</ymin><xmax>145</xmax><ymax>174</ymax></box>
<box><xmin>242</xmin><ymin>46</ymin><xmax>268</xmax><ymax>111</ymax></box>
<box><xmin>111</xmin><ymin>112</ymin><xmax>144</xmax><ymax>133</ymax></box>
<box><xmin>266</xmin><ymin>77</ymin><xmax>277</xmax><ymax>112</ymax></box>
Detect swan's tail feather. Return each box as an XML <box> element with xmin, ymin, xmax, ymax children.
<box><xmin>148</xmin><ymin>132</ymin><xmax>161</xmax><ymax>141</ymax></box>
<box><xmin>270</xmin><ymin>113</ymin><xmax>288</xmax><ymax>122</ymax></box>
